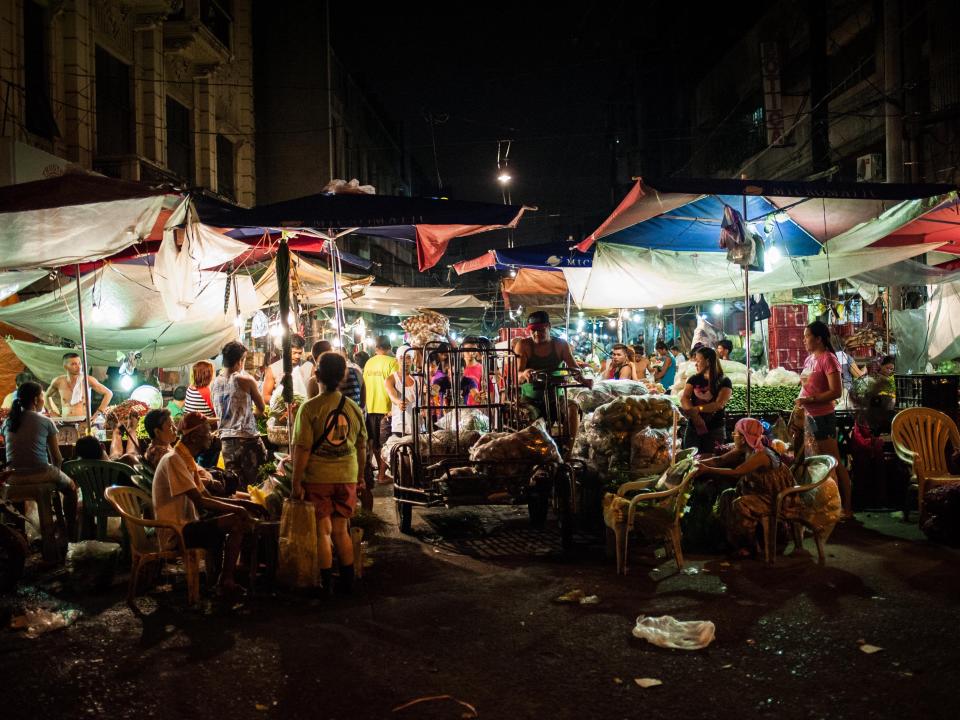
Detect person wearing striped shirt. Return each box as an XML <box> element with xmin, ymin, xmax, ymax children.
<box><xmin>184</xmin><ymin>360</ymin><xmax>216</xmax><ymax>418</ymax></box>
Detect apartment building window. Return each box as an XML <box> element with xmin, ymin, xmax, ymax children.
<box><xmin>23</xmin><ymin>0</ymin><xmax>59</xmax><ymax>139</ymax></box>
<box><xmin>95</xmin><ymin>46</ymin><xmax>133</xmax><ymax>156</ymax></box>
<box><xmin>216</xmin><ymin>134</ymin><xmax>235</xmax><ymax>200</ymax></box>
<box><xmin>201</xmin><ymin>0</ymin><xmax>233</xmax><ymax>50</ymax></box>
<box><xmin>166</xmin><ymin>98</ymin><xmax>193</xmax><ymax>183</ymax></box>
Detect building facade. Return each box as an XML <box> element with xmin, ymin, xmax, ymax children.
<box><xmin>0</xmin><ymin>0</ymin><xmax>255</xmax><ymax>205</ymax></box>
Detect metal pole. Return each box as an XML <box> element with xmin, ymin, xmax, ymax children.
<box><xmin>277</xmin><ymin>240</ymin><xmax>293</xmax><ymax>404</ymax></box>
<box><xmin>743</xmin><ymin>194</ymin><xmax>751</xmax><ymax>417</ymax></box>
<box><xmin>74</xmin><ymin>264</ymin><xmax>92</xmax><ymax>433</ymax></box>
<box><xmin>329</xmin><ymin>236</ymin><xmax>344</xmax><ymax>347</ymax></box>
<box><xmin>672</xmin><ymin>307</ymin><xmax>677</xmax><ymax>345</ymax></box>
<box><xmin>564</xmin><ymin>291</ymin><xmax>571</xmax><ymax>337</ymax></box>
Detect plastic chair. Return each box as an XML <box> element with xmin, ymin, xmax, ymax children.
<box><xmin>615</xmin><ymin>459</ymin><xmax>699</xmax><ymax>573</ymax></box>
<box><xmin>103</xmin><ymin>485</ymin><xmax>204</xmax><ymax>606</ymax></box>
<box><xmin>62</xmin><ymin>460</ymin><xmax>136</xmax><ymax>541</ymax></box>
<box><xmin>891</xmin><ymin>408</ymin><xmax>960</xmax><ymax>519</ymax></box>
<box><xmin>766</xmin><ymin>455</ymin><xmax>838</xmax><ymax>565</ymax></box>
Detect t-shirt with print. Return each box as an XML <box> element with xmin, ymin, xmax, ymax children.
<box><xmin>293</xmin><ymin>390</ymin><xmax>367</xmax><ymax>485</ymax></box>
<box><xmin>685</xmin><ymin>372</ymin><xmax>734</xmax><ymax>431</ymax></box>
<box><xmin>363</xmin><ymin>354</ymin><xmax>399</xmax><ymax>415</ymax></box>
<box><xmin>800</xmin><ymin>351</ymin><xmax>841</xmax><ymax>417</ymax></box>
<box><xmin>151</xmin><ymin>445</ymin><xmax>204</xmax><ymax>548</ymax></box>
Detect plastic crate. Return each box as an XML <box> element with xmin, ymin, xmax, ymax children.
<box><xmin>769</xmin><ymin>325</ymin><xmax>805</xmax><ymax>351</ymax></box>
<box><xmin>769</xmin><ymin>348</ymin><xmax>804</xmax><ymax>372</ymax></box>
<box><xmin>894</xmin><ymin>374</ymin><xmax>960</xmax><ymax>416</ymax></box>
<box><xmin>771</xmin><ymin>304</ymin><xmax>807</xmax><ymax>328</ymax></box>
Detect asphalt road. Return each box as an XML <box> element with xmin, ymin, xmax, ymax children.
<box><xmin>3</xmin><ymin>489</ymin><xmax>959</xmax><ymax>720</ymax></box>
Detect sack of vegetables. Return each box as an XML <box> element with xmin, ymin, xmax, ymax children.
<box><xmin>468</xmin><ymin>419</ymin><xmax>563</xmax><ymax>472</ymax></box>
<box><xmin>593</xmin><ymin>395</ymin><xmax>674</xmax><ymax>432</ymax></box>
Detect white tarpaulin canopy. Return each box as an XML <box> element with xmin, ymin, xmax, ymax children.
<box><xmin>340</xmin><ymin>286</ymin><xmax>488</xmax><ymax>315</ymax></box>
<box><xmin>254</xmin><ymin>252</ymin><xmax>373</xmax><ymax>307</ymax></box>
<box><xmin>563</xmin><ymin>242</ymin><xmax>941</xmax><ymax>309</ymax></box>
<box><xmin>0</xmin><ymin>263</ymin><xmax>259</xmax><ymax>378</ymax></box>
<box><xmin>0</xmin><ymin>175</ymin><xmax>177</xmax><ymax>271</ymax></box>
<box><xmin>0</xmin><ymin>269</ymin><xmax>47</xmax><ymax>302</ymax></box>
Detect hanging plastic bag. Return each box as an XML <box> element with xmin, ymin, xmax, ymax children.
<box><xmin>276</xmin><ymin>499</ymin><xmax>318</xmax><ymax>588</ymax></box>
<box><xmin>632</xmin><ymin>614</ymin><xmax>716</xmax><ymax>650</ymax></box>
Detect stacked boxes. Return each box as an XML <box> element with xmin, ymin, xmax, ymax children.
<box><xmin>768</xmin><ymin>304</ymin><xmax>807</xmax><ymax>372</ymax></box>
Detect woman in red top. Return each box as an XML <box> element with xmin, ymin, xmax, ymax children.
<box><xmin>796</xmin><ymin>320</ymin><xmax>853</xmax><ymax>517</ymax></box>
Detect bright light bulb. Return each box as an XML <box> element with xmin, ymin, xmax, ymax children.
<box><xmin>576</xmin><ymin>320</ymin><xmax>585</xmax><ymax>331</ymax></box>
<box><xmin>286</xmin><ymin>311</ymin><xmax>296</xmax><ymax>325</ymax></box>
<box><xmin>633</xmin><ymin>314</ymin><xmax>642</xmax><ymax>322</ymax></box>
<box><xmin>90</xmin><ymin>304</ymin><xmax>104</xmax><ymax>322</ymax></box>
<box><xmin>657</xmin><ymin>304</ymin><xmax>664</xmax><ymax>309</ymax></box>
<box><xmin>497</xmin><ymin>172</ymin><xmax>512</xmax><ymax>184</ymax></box>
<box><xmin>767</xmin><ymin>245</ymin><xmax>782</xmax><ymax>264</ymax></box>
<box><xmin>389</xmin><ymin>332</ymin><xmax>398</xmax><ymax>342</ymax></box>
<box><xmin>712</xmin><ymin>303</ymin><xmax>723</xmax><ymax>315</ymax></box>
<box><xmin>120</xmin><ymin>375</ymin><xmax>134</xmax><ymax>391</ymax></box>
<box><xmin>577</xmin><ymin>311</ymin><xmax>584</xmax><ymax>318</ymax></box>
<box><xmin>270</xmin><ymin>324</ymin><xmax>284</xmax><ymax>338</ymax></box>
<box><xmin>607</xmin><ymin>319</ymin><xmax>616</xmax><ymax>328</ymax></box>
<box><xmin>332</xmin><ymin>337</ymin><xmax>342</xmax><ymax>348</ymax></box>
<box><xmin>508</xmin><ymin>269</ymin><xmax>517</xmax><ymax>277</ymax></box>
<box><xmin>233</xmin><ymin>315</ymin><xmax>244</xmax><ymax>328</ymax></box>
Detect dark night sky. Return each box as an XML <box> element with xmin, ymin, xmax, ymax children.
<box><xmin>328</xmin><ymin>2</ymin><xmax>768</xmax><ymax>260</ymax></box>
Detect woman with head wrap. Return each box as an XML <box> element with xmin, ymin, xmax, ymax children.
<box><xmin>696</xmin><ymin>418</ymin><xmax>799</xmax><ymax>556</ymax></box>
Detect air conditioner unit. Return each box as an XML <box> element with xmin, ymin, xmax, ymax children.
<box><xmin>856</xmin><ymin>153</ymin><xmax>884</xmax><ymax>182</ymax></box>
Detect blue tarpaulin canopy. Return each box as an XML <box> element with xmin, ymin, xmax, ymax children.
<box><xmin>453</xmin><ymin>241</ymin><xmax>592</xmax><ymax>274</ymax></box>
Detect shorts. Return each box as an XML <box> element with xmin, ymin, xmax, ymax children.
<box><xmin>807</xmin><ymin>412</ymin><xmax>837</xmax><ymax>441</ymax></box>
<box><xmin>304</xmin><ymin>482</ymin><xmax>357</xmax><ymax>520</ymax></box>
<box><xmin>366</xmin><ymin>413</ymin><xmax>385</xmax><ymax>453</ymax></box>
<box><xmin>182</xmin><ymin>515</ymin><xmax>229</xmax><ymax>548</ymax></box>
<box><xmin>221</xmin><ymin>436</ymin><xmax>266</xmax><ymax>487</ymax></box>
<box><xmin>8</xmin><ymin>464</ymin><xmax>76</xmax><ymax>494</ymax></box>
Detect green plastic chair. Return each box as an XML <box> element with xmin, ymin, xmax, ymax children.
<box><xmin>62</xmin><ymin>460</ymin><xmax>137</xmax><ymax>541</ymax></box>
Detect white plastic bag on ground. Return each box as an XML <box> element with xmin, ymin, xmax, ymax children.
<box><xmin>632</xmin><ymin>614</ymin><xmax>716</xmax><ymax>650</ymax></box>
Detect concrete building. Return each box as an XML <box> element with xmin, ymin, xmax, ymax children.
<box><xmin>0</xmin><ymin>0</ymin><xmax>255</xmax><ymax>206</ymax></box>
<box><xmin>253</xmin><ymin>1</ymin><xmax>432</xmax><ymax>287</ymax></box>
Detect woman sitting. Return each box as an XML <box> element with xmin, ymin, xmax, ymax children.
<box><xmin>143</xmin><ymin>408</ymin><xmax>177</xmax><ymax>468</ymax></box>
<box><xmin>696</xmin><ymin>418</ymin><xmax>798</xmax><ymax>557</ymax></box>
<box><xmin>2</xmin><ymin>381</ymin><xmax>79</xmax><ymax>540</ymax></box>
<box><xmin>679</xmin><ymin>346</ymin><xmax>733</xmax><ymax>454</ymax></box>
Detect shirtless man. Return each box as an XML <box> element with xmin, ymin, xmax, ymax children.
<box><xmin>45</xmin><ymin>352</ymin><xmax>113</xmax><ymax>418</ymax></box>
<box><xmin>515</xmin><ymin>310</ymin><xmax>591</xmax><ymax>442</ymax></box>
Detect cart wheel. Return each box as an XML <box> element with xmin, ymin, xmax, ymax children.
<box><xmin>395</xmin><ymin>500</ymin><xmax>413</xmax><ymax>534</ymax></box>
<box><xmin>527</xmin><ymin>491</ymin><xmax>549</xmax><ymax>530</ymax></box>
<box><xmin>0</xmin><ymin>525</ymin><xmax>28</xmax><ymax>593</ymax></box>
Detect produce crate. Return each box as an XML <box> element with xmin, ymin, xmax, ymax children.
<box><xmin>768</xmin><ymin>348</ymin><xmax>804</xmax><ymax>372</ymax></box>
<box><xmin>771</xmin><ymin>304</ymin><xmax>807</xmax><ymax>328</ymax></box>
<box><xmin>894</xmin><ymin>374</ymin><xmax>959</xmax><ymax>420</ymax></box>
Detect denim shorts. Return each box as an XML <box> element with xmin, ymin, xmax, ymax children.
<box><xmin>807</xmin><ymin>412</ymin><xmax>837</xmax><ymax>441</ymax></box>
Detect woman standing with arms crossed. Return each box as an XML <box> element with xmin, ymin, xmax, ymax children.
<box><xmin>796</xmin><ymin>320</ymin><xmax>853</xmax><ymax>518</ymax></box>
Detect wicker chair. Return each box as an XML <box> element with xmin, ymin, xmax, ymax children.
<box><xmin>891</xmin><ymin>408</ymin><xmax>960</xmax><ymax>520</ymax></box>
<box><xmin>103</xmin><ymin>486</ymin><xmax>204</xmax><ymax>606</ymax></box>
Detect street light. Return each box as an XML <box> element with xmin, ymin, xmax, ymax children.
<box><xmin>497</xmin><ymin>172</ymin><xmax>512</xmax><ymax>184</ymax></box>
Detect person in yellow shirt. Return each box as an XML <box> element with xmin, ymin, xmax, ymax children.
<box><xmin>362</xmin><ymin>336</ymin><xmax>399</xmax><ymax>484</ymax></box>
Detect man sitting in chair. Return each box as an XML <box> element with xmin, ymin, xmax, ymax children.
<box><xmin>151</xmin><ymin>412</ymin><xmax>256</xmax><ymax>595</ymax></box>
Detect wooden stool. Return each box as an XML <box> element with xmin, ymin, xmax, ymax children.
<box><xmin>2</xmin><ymin>482</ymin><xmax>67</xmax><ymax>563</ymax></box>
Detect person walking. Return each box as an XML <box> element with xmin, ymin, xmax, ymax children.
<box><xmin>363</xmin><ymin>336</ymin><xmax>399</xmax><ymax>483</ymax></box>
<box><xmin>291</xmin><ymin>352</ymin><xmax>367</xmax><ymax>596</ymax></box>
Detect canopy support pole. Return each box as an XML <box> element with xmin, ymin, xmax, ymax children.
<box><xmin>743</xmin><ymin>195</ymin><xmax>751</xmax><ymax>417</ymax></box>
<box><xmin>564</xmin><ymin>291</ymin><xmax>571</xmax><ymax>337</ymax></box>
<box><xmin>75</xmin><ymin>264</ymin><xmax>92</xmax><ymax>434</ymax></box>
<box><xmin>328</xmin><ymin>234</ymin><xmax>344</xmax><ymax>348</ymax></box>
<box><xmin>277</xmin><ymin>239</ymin><xmax>293</xmax><ymax>404</ymax></box>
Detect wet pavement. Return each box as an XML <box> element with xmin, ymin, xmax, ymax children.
<box><xmin>3</xmin><ymin>488</ymin><xmax>960</xmax><ymax>720</ymax></box>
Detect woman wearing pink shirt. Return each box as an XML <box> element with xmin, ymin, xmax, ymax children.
<box><xmin>796</xmin><ymin>320</ymin><xmax>853</xmax><ymax>518</ymax></box>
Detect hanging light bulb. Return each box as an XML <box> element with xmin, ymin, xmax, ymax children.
<box><xmin>656</xmin><ymin>304</ymin><xmax>664</xmax><ymax>309</ymax></box>
<box><xmin>607</xmin><ymin>319</ymin><xmax>616</xmax><ymax>328</ymax></box>
<box><xmin>767</xmin><ymin>244</ymin><xmax>782</xmax><ymax>265</ymax></box>
<box><xmin>286</xmin><ymin>310</ymin><xmax>296</xmax><ymax>326</ymax></box>
<box><xmin>712</xmin><ymin>303</ymin><xmax>723</xmax><ymax>315</ymax></box>
<box><xmin>233</xmin><ymin>315</ymin><xmax>244</xmax><ymax>328</ymax></box>
<box><xmin>90</xmin><ymin>304</ymin><xmax>104</xmax><ymax>322</ymax></box>
<box><xmin>120</xmin><ymin>375</ymin><xmax>134</xmax><ymax>391</ymax></box>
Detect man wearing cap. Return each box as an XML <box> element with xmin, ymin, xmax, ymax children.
<box><xmin>151</xmin><ymin>412</ymin><xmax>256</xmax><ymax>594</ymax></box>
<box><xmin>515</xmin><ymin>310</ymin><xmax>591</xmax><ymax>440</ymax></box>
